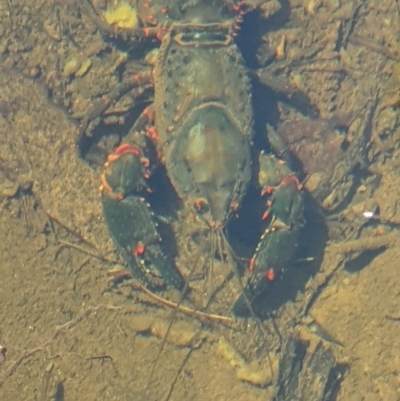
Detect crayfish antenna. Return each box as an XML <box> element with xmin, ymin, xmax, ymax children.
<box><xmin>220</xmin><ymin>229</ymin><xmax>281</xmax><ymax>379</ymax></box>
<box><xmin>203</xmin><ymin>226</ymin><xmax>217</xmax><ymax>293</ymax></box>
<box><xmin>199</xmin><ymin>226</ymin><xmax>234</xmax><ymax>310</ymax></box>
<box><xmin>144</xmin><ymin>239</ymin><xmax>204</xmax><ymax>395</ymax></box>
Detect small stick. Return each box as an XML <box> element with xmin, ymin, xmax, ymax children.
<box><xmin>385</xmin><ymin>314</ymin><xmax>400</xmax><ymax>322</ymax></box>
<box><xmin>107</xmin><ymin>269</ymin><xmax>233</xmax><ymax>324</ymax></box>
<box><xmin>138</xmin><ymin>284</ymin><xmax>233</xmax><ymax>324</ymax></box>
<box><xmin>45</xmin><ymin>212</ymin><xmax>117</xmax><ymax>263</ymax></box>
<box><xmin>86</xmin><ymin>355</ymin><xmax>113</xmax><ymax>362</ymax></box>
<box><xmin>46</xmin><ymin>212</ymin><xmax>98</xmax><ymax>250</ymax></box>
<box><xmin>341</xmin><ymin>1</ymin><xmax>362</xmax><ymax>47</ymax></box>
<box><xmin>349</xmin><ymin>34</ymin><xmax>398</xmax><ymax>60</ymax></box>
<box><xmin>58</xmin><ymin>239</ymin><xmax>117</xmax><ymax>264</ymax></box>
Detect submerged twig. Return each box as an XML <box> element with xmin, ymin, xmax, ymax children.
<box><xmin>106</xmin><ymin>268</ymin><xmax>233</xmax><ymax>324</ymax></box>
<box><xmin>46</xmin><ymin>212</ymin><xmax>97</xmax><ymax>249</ymax></box>
<box><xmin>45</xmin><ymin>212</ymin><xmax>117</xmax><ymax>263</ymax></box>
<box><xmin>58</xmin><ymin>239</ymin><xmax>116</xmax><ymax>264</ymax></box>
<box><xmin>349</xmin><ymin>34</ymin><xmax>398</xmax><ymax>60</ymax></box>
<box><xmin>139</xmin><ymin>284</ymin><xmax>233</xmax><ymax>324</ymax></box>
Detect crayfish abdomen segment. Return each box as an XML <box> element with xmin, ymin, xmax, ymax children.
<box><xmin>169</xmin><ymin>104</ymin><xmax>252</xmax><ymax>224</ymax></box>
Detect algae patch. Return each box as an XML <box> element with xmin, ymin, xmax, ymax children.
<box><xmin>103</xmin><ymin>4</ymin><xmax>139</xmax><ymax>29</ymax></box>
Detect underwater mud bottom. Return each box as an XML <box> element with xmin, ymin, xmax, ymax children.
<box><xmin>1</xmin><ymin>0</ymin><xmax>400</xmax><ymax>400</ymax></box>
